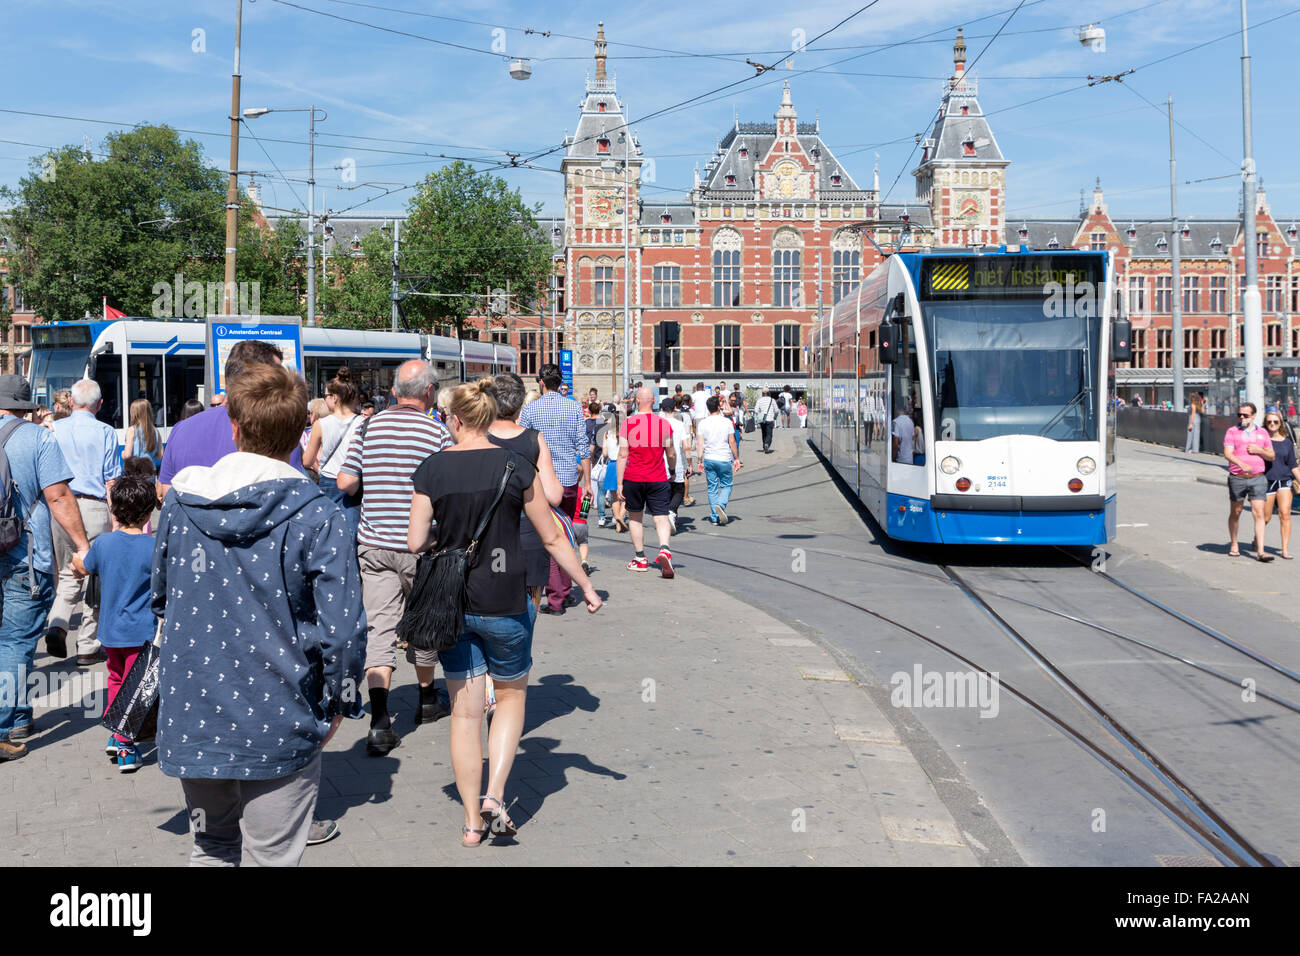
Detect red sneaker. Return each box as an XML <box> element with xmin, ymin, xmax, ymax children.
<box><xmin>626</xmin><ymin>558</ymin><xmax>650</xmax><ymax>572</ymax></box>
<box><xmin>656</xmin><ymin>550</ymin><xmax>674</xmax><ymax>579</ymax></box>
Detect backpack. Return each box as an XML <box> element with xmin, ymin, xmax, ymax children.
<box><xmin>0</xmin><ymin>417</ymin><xmax>39</xmax><ymax>555</ymax></box>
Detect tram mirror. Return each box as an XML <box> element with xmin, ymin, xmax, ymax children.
<box><xmin>879</xmin><ymin>318</ymin><xmax>901</xmax><ymax>365</ymax></box>
<box><xmin>1112</xmin><ymin>319</ymin><xmax>1132</xmax><ymax>363</ymax></box>
<box><xmin>890</xmin><ymin>293</ymin><xmax>906</xmax><ymax>318</ymax></box>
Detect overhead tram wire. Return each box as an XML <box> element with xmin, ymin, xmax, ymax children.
<box><xmin>880</xmin><ymin>0</ymin><xmax>1029</xmax><ymax>205</ymax></box>
<box><xmin>1120</xmin><ymin>81</ymin><xmax>1238</xmax><ymax>166</ymax></box>
<box><xmin>518</xmin><ymin>1</ymin><xmax>886</xmax><ymax>166</ymax></box>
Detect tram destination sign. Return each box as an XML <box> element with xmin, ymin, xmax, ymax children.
<box><xmin>920</xmin><ymin>254</ymin><xmax>1104</xmax><ymax>301</ymax></box>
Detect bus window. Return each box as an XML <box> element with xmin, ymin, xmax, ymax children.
<box><xmin>92</xmin><ymin>353</ymin><xmax>124</xmax><ymax>429</ymax></box>
<box><xmin>127</xmin><ymin>356</ymin><xmax>164</xmax><ymax>416</ymax></box>
<box><xmin>164</xmin><ymin>356</ymin><xmax>205</xmax><ymax>426</ymax></box>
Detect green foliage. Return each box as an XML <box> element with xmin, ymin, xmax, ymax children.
<box><xmin>0</xmin><ymin>125</ymin><xmax>304</xmax><ymax>321</ymax></box>
<box><xmin>398</xmin><ymin>160</ymin><xmax>554</xmax><ymax>336</ymax></box>
<box><xmin>318</xmin><ymin>227</ymin><xmax>393</xmax><ymax>329</ymax></box>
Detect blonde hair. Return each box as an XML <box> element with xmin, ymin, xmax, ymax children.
<box><xmin>523</xmin><ymin>389</ymin><xmax>541</xmax><ymax>407</ymax></box>
<box><xmin>129</xmin><ymin>399</ymin><xmax>159</xmax><ymax>456</ymax></box>
<box><xmin>449</xmin><ymin>378</ymin><xmax>498</xmax><ymax>433</ymax></box>
<box><xmin>308</xmin><ymin>398</ymin><xmax>329</xmax><ymax>421</ymax></box>
<box><xmin>435</xmin><ymin>386</ymin><xmax>454</xmax><ymax>421</ymax></box>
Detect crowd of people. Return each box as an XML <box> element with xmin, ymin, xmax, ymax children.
<box><xmin>0</xmin><ymin>345</ymin><xmax>784</xmax><ymax>864</ymax></box>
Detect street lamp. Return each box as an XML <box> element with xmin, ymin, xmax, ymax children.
<box><xmin>243</xmin><ymin>105</ymin><xmax>327</xmax><ymax>326</ymax></box>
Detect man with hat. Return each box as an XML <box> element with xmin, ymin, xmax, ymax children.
<box><xmin>0</xmin><ymin>375</ymin><xmax>91</xmax><ymax>761</ymax></box>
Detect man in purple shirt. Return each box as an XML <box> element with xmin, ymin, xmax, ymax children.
<box><xmin>159</xmin><ymin>340</ymin><xmax>303</xmax><ymax>498</ymax></box>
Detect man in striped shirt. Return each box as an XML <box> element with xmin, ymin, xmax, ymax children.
<box><xmin>337</xmin><ymin>360</ymin><xmax>451</xmax><ymax>756</ymax></box>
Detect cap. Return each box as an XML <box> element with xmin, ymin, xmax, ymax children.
<box><xmin>0</xmin><ymin>374</ymin><xmax>38</xmax><ymax>411</ymax></box>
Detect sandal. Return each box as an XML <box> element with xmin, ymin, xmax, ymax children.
<box><xmin>461</xmin><ymin>824</ymin><xmax>489</xmax><ymax>848</ymax></box>
<box><xmin>1228</xmin><ymin>549</ymin><xmax>1241</xmax><ymax>557</ymax></box>
<box><xmin>480</xmin><ymin>795</ymin><xmax>517</xmax><ymax>838</ymax></box>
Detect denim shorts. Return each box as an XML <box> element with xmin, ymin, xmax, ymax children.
<box><xmin>439</xmin><ymin>601</ymin><xmax>536</xmax><ymax>682</ymax></box>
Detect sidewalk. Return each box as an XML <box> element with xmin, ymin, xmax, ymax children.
<box><xmin>1115</xmin><ymin>437</ymin><xmax>1300</xmax><ymax>626</ymax></box>
<box><xmin>2</xmin><ymin>424</ymin><xmax>975</xmax><ymax>867</ymax></box>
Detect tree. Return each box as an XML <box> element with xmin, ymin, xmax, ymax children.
<box><xmin>0</xmin><ymin>125</ymin><xmax>303</xmax><ymax>321</ymax></box>
<box><xmin>399</xmin><ymin>161</ymin><xmax>554</xmax><ymax>336</ymax></box>
<box><xmin>317</xmin><ymin>226</ymin><xmax>393</xmax><ymax>330</ymax></box>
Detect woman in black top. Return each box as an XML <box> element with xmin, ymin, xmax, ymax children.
<box><xmin>1262</xmin><ymin>412</ymin><xmax>1300</xmax><ymax>559</ymax></box>
<box><xmin>486</xmin><ymin>372</ymin><xmax>565</xmax><ymax>611</ymax></box>
<box><xmin>408</xmin><ymin>379</ymin><xmax>601</xmax><ymax>848</ymax></box>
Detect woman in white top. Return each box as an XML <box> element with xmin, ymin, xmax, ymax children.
<box><xmin>597</xmin><ymin>411</ymin><xmax>628</xmax><ymax>532</ymax></box>
<box><xmin>696</xmin><ymin>395</ymin><xmax>742</xmax><ymax>525</ymax></box>
<box><xmin>303</xmin><ymin>367</ymin><xmax>364</xmax><ymax>532</ymax></box>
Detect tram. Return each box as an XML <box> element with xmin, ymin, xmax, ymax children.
<box><xmin>810</xmin><ymin>249</ymin><xmax>1126</xmax><ymax>545</ymax></box>
<box><xmin>26</xmin><ymin>318</ymin><xmax>517</xmax><ymax>442</ymax></box>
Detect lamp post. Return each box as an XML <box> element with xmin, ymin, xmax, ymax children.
<box><xmin>619</xmin><ymin>127</ymin><xmax>632</xmax><ymax>396</ymax></box>
<box><xmin>1169</xmin><ymin>96</ymin><xmax>1184</xmax><ymax>411</ymax></box>
<box><xmin>243</xmin><ymin>105</ymin><xmax>327</xmax><ymax>326</ymax></box>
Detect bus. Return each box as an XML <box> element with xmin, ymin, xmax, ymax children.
<box><xmin>27</xmin><ymin>318</ymin><xmax>517</xmax><ymax>441</ymax></box>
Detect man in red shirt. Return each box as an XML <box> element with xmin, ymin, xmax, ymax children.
<box><xmin>618</xmin><ymin>386</ymin><xmax>677</xmax><ymax>577</ymax></box>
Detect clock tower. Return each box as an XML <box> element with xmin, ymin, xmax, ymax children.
<box><xmin>913</xmin><ymin>29</ymin><xmax>1010</xmax><ymax>248</ymax></box>
<box><xmin>560</xmin><ymin>23</ymin><xmax>644</xmax><ymax>387</ymax></box>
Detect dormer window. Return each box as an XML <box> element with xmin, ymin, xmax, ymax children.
<box><xmin>739</xmin><ymin>147</ymin><xmax>748</xmax><ymax>158</ymax></box>
<box><xmin>901</xmin><ymin>213</ymin><xmax>910</xmax><ymax>224</ymax></box>
<box><xmin>1018</xmin><ymin>224</ymin><xmax>1029</xmax><ymax>240</ymax></box>
<box><xmin>597</xmin><ymin>138</ymin><xmax>610</xmax><ymax>154</ymax></box>
<box><xmin>1288</xmin><ymin>223</ymin><xmax>1298</xmax><ymax>240</ymax></box>
<box><xmin>831</xmin><ymin>175</ymin><xmax>841</xmax><ymax>186</ymax></box>
<box><xmin>351</xmin><ymin>234</ymin><xmax>361</xmax><ymax>252</ymax></box>
<box><xmin>1180</xmin><ymin>224</ymin><xmax>1190</xmax><ymax>239</ymax></box>
<box><xmin>661</xmin><ymin>213</ymin><xmax>671</xmax><ymax>224</ymax></box>
<box><xmin>323</xmin><ymin>225</ymin><xmax>333</xmax><ymax>238</ymax></box>
<box><xmin>1210</xmin><ymin>234</ymin><xmax>1223</xmax><ymax>252</ymax></box>
<box><xmin>1155</xmin><ymin>234</ymin><xmax>1168</xmax><ymax>252</ymax></box>
<box><xmin>725</xmin><ymin>174</ymin><xmax>736</xmax><ymax>186</ymax></box>
<box><xmin>811</xmin><ymin>149</ymin><xmax>820</xmax><ymax>160</ymax></box>
<box><xmin>1047</xmin><ymin>236</ymin><xmax>1060</xmax><ymax>249</ymax></box>
<box><xmin>963</xmin><ymin>138</ymin><xmax>976</xmax><ymax>156</ymax></box>
<box><xmin>1127</xmin><ymin>223</ymin><xmax>1137</xmax><ymax>239</ymax></box>
<box><xmin>960</xmin><ymin>105</ymin><xmax>969</xmax><ymax>115</ymax></box>
<box><xmin>597</xmin><ymin>101</ymin><xmax>607</xmax><ymax>112</ymax></box>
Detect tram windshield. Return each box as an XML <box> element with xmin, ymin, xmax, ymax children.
<box><xmin>29</xmin><ymin>346</ymin><xmax>92</xmax><ymax>406</ymax></box>
<box><xmin>918</xmin><ymin>256</ymin><xmax>1103</xmax><ymax>442</ymax></box>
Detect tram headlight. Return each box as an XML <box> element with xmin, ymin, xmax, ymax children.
<box><xmin>940</xmin><ymin>456</ymin><xmax>961</xmax><ymax>475</ymax></box>
<box><xmin>1076</xmin><ymin>456</ymin><xmax>1096</xmax><ymax>476</ymax></box>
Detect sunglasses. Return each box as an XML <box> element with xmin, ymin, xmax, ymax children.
<box><xmin>1238</xmin><ymin>412</ymin><xmax>1253</xmax><ymax>418</ymax></box>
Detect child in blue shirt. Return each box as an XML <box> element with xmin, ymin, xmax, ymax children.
<box><xmin>74</xmin><ymin>475</ymin><xmax>157</xmax><ymax>772</ymax></box>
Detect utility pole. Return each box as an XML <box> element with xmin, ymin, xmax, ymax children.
<box><xmin>306</xmin><ymin>104</ymin><xmax>317</xmax><ymax>327</ymax></box>
<box><xmin>1240</xmin><ymin>0</ymin><xmax>1263</xmax><ymax>420</ymax></box>
<box><xmin>1168</xmin><ymin>96</ymin><xmax>1184</xmax><ymax>411</ymax></box>
<box><xmin>389</xmin><ymin>219</ymin><xmax>400</xmax><ymax>332</ymax></box>
<box><xmin>222</xmin><ymin>0</ymin><xmax>244</xmax><ymax>315</ymax></box>
<box><xmin>621</xmin><ymin>120</ymin><xmax>632</xmax><ymax>396</ymax></box>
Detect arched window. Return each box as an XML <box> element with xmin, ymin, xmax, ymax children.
<box><xmin>772</xmin><ymin>228</ymin><xmax>803</xmax><ymax>308</ymax></box>
<box><xmin>831</xmin><ymin>229</ymin><xmax>861</xmax><ymax>304</ymax></box>
<box><xmin>712</xmin><ymin>228</ymin><xmax>743</xmax><ymax>308</ymax></box>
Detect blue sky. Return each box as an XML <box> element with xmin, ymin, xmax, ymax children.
<box><xmin>5</xmin><ymin>0</ymin><xmax>1299</xmax><ymax>225</ymax></box>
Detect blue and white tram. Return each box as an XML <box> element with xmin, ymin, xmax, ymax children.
<box><xmin>26</xmin><ymin>319</ymin><xmax>518</xmax><ymax>444</ymax></box>
<box><xmin>810</xmin><ymin>249</ymin><xmax>1122</xmax><ymax>545</ymax></box>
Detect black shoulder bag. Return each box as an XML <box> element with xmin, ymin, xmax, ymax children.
<box><xmin>397</xmin><ymin>455</ymin><xmax>516</xmax><ymax>653</ymax></box>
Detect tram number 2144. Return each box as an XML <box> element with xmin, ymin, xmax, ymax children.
<box><xmin>986</xmin><ymin>475</ymin><xmax>1009</xmax><ymax>490</ymax></box>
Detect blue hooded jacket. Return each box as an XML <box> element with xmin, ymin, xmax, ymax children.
<box><xmin>151</xmin><ymin>452</ymin><xmax>366</xmax><ymax>780</ymax></box>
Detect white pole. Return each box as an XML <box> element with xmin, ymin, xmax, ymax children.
<box><xmin>306</xmin><ymin>105</ymin><xmax>316</xmax><ymax>327</ymax></box>
<box><xmin>1169</xmin><ymin>97</ymin><xmax>1184</xmax><ymax>411</ymax></box>
<box><xmin>1240</xmin><ymin>0</ymin><xmax>1263</xmax><ymax>420</ymax></box>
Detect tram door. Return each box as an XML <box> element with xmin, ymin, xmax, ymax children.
<box><xmin>885</xmin><ymin>306</ymin><xmax>929</xmax><ymax>505</ymax></box>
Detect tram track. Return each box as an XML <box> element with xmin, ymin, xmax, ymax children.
<box><xmin>641</xmin><ymin>539</ymin><xmax>1279</xmax><ymax>866</ymax></box>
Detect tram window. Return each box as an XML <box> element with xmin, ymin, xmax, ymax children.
<box><xmin>164</xmin><ymin>356</ymin><xmax>205</xmax><ymax>426</ymax></box>
<box><xmin>127</xmin><ymin>356</ymin><xmax>164</xmax><ymax>418</ymax></box>
<box><xmin>92</xmin><ymin>354</ymin><xmax>124</xmax><ymax>430</ymax></box>
<box><xmin>889</xmin><ymin>315</ymin><xmax>926</xmax><ymax>465</ymax></box>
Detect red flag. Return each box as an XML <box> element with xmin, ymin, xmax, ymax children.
<box><xmin>104</xmin><ymin>304</ymin><xmax>127</xmax><ymax>320</ymax></box>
